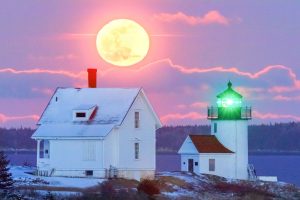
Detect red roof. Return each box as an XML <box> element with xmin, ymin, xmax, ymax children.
<box><xmin>189</xmin><ymin>135</ymin><xmax>233</xmax><ymax>153</ymax></box>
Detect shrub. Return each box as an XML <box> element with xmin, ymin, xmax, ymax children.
<box><xmin>137</xmin><ymin>179</ymin><xmax>160</xmax><ymax>197</ymax></box>
<box><xmin>101</xmin><ymin>181</ymin><xmax>116</xmax><ymax>199</ymax></box>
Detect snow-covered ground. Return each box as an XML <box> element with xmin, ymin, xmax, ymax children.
<box><xmin>10</xmin><ymin>165</ymin><xmax>105</xmax><ymax>188</ymax></box>
<box><xmin>8</xmin><ymin>166</ymin><xmax>300</xmax><ymax>199</ymax></box>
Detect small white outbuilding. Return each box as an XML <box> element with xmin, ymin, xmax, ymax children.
<box><xmin>178</xmin><ymin>81</ymin><xmax>253</xmax><ymax>180</ymax></box>
<box><xmin>178</xmin><ymin>135</ymin><xmax>234</xmax><ymax>178</ymax></box>
<box><xmin>32</xmin><ymin>69</ymin><xmax>162</xmax><ymax>181</ymax></box>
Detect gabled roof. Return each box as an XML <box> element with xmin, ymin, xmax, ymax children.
<box><xmin>217</xmin><ymin>81</ymin><xmax>242</xmax><ymax>99</ymax></box>
<box><xmin>32</xmin><ymin>87</ymin><xmax>162</xmax><ymax>139</ymax></box>
<box><xmin>38</xmin><ymin>88</ymin><xmax>140</xmax><ymax>125</ymax></box>
<box><xmin>189</xmin><ymin>135</ymin><xmax>233</xmax><ymax>153</ymax></box>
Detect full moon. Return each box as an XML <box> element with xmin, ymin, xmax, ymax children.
<box><xmin>96</xmin><ymin>19</ymin><xmax>150</xmax><ymax>67</ymax></box>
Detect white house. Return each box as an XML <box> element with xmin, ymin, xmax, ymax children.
<box><xmin>31</xmin><ymin>69</ymin><xmax>162</xmax><ymax>181</ymax></box>
<box><xmin>178</xmin><ymin>81</ymin><xmax>253</xmax><ymax>180</ymax></box>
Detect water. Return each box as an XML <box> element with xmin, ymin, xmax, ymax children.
<box><xmin>5</xmin><ymin>151</ymin><xmax>300</xmax><ymax>186</ymax></box>
<box><xmin>156</xmin><ymin>153</ymin><xmax>300</xmax><ymax>186</ymax></box>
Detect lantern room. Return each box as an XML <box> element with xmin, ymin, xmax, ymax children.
<box><xmin>208</xmin><ymin>81</ymin><xmax>251</xmax><ymax>120</ymax></box>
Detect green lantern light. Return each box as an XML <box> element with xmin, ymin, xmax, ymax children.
<box><xmin>216</xmin><ymin>81</ymin><xmax>243</xmax><ymax>119</ymax></box>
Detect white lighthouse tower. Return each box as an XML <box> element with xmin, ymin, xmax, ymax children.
<box><xmin>208</xmin><ymin>81</ymin><xmax>252</xmax><ymax>179</ymax></box>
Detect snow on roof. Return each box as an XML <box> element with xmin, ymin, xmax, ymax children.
<box><xmin>33</xmin><ymin>88</ymin><xmax>140</xmax><ymax>138</ymax></box>
<box><xmin>189</xmin><ymin>135</ymin><xmax>233</xmax><ymax>153</ymax></box>
<box><xmin>32</xmin><ymin>124</ymin><xmax>114</xmax><ymax>138</ymax></box>
<box><xmin>73</xmin><ymin>104</ymin><xmax>97</xmax><ymax>110</ymax></box>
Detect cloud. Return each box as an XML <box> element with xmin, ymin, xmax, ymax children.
<box><xmin>28</xmin><ymin>54</ymin><xmax>77</xmax><ymax>61</ymax></box>
<box><xmin>2</xmin><ymin>58</ymin><xmax>300</xmax><ymax>91</ymax></box>
<box><xmin>177</xmin><ymin>102</ymin><xmax>208</xmax><ymax>109</ymax></box>
<box><xmin>132</xmin><ymin>58</ymin><xmax>300</xmax><ymax>92</ymax></box>
<box><xmin>160</xmin><ymin>112</ymin><xmax>207</xmax><ymax>124</ymax></box>
<box><xmin>0</xmin><ymin>113</ymin><xmax>39</xmax><ymax>123</ymax></box>
<box><xmin>253</xmin><ymin>111</ymin><xmax>300</xmax><ymax>121</ymax></box>
<box><xmin>191</xmin><ymin>102</ymin><xmax>208</xmax><ymax>108</ymax></box>
<box><xmin>273</xmin><ymin>95</ymin><xmax>300</xmax><ymax>101</ymax></box>
<box><xmin>154</xmin><ymin>10</ymin><xmax>230</xmax><ymax>26</ymax></box>
<box><xmin>161</xmin><ymin>110</ymin><xmax>300</xmax><ymax>125</ymax></box>
<box><xmin>0</xmin><ymin>67</ymin><xmax>85</xmax><ymax>79</ymax></box>
<box><xmin>235</xmin><ymin>87</ymin><xmax>266</xmax><ymax>100</ymax></box>
<box><xmin>31</xmin><ymin>88</ymin><xmax>54</xmax><ymax>96</ymax></box>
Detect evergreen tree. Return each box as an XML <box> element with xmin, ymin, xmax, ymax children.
<box><xmin>0</xmin><ymin>151</ymin><xmax>13</xmax><ymax>189</ymax></box>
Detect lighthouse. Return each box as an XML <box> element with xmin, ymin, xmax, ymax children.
<box><xmin>208</xmin><ymin>81</ymin><xmax>251</xmax><ymax>179</ymax></box>
<box><xmin>178</xmin><ymin>81</ymin><xmax>252</xmax><ymax>180</ymax></box>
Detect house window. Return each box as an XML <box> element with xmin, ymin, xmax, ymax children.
<box><xmin>134</xmin><ymin>111</ymin><xmax>140</xmax><ymax>128</ymax></box>
<box><xmin>134</xmin><ymin>142</ymin><xmax>139</xmax><ymax>159</ymax></box>
<box><xmin>85</xmin><ymin>170</ymin><xmax>93</xmax><ymax>176</ymax></box>
<box><xmin>44</xmin><ymin>140</ymin><xmax>50</xmax><ymax>159</ymax></box>
<box><xmin>195</xmin><ymin>162</ymin><xmax>198</xmax><ymax>166</ymax></box>
<box><xmin>213</xmin><ymin>123</ymin><xmax>217</xmax><ymax>133</ymax></box>
<box><xmin>76</xmin><ymin>112</ymin><xmax>86</xmax><ymax>118</ymax></box>
<box><xmin>209</xmin><ymin>159</ymin><xmax>215</xmax><ymax>171</ymax></box>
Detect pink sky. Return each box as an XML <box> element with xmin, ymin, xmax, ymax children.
<box><xmin>1</xmin><ymin>0</ymin><xmax>300</xmax><ymax>128</ymax></box>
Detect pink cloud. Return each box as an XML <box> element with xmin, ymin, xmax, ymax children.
<box><xmin>0</xmin><ymin>113</ymin><xmax>39</xmax><ymax>123</ymax></box>
<box><xmin>268</xmin><ymin>86</ymin><xmax>298</xmax><ymax>93</ymax></box>
<box><xmin>1</xmin><ymin>58</ymin><xmax>299</xmax><ymax>105</ymax></box>
<box><xmin>273</xmin><ymin>95</ymin><xmax>300</xmax><ymax>101</ymax></box>
<box><xmin>0</xmin><ymin>67</ymin><xmax>85</xmax><ymax>79</ymax></box>
<box><xmin>235</xmin><ymin>87</ymin><xmax>266</xmax><ymax>100</ymax></box>
<box><xmin>191</xmin><ymin>102</ymin><xmax>208</xmax><ymax>108</ymax></box>
<box><xmin>2</xmin><ymin>58</ymin><xmax>300</xmax><ymax>92</ymax></box>
<box><xmin>31</xmin><ymin>88</ymin><xmax>54</xmax><ymax>96</ymax></box>
<box><xmin>28</xmin><ymin>54</ymin><xmax>77</xmax><ymax>61</ymax></box>
<box><xmin>176</xmin><ymin>101</ymin><xmax>208</xmax><ymax>109</ymax></box>
<box><xmin>161</xmin><ymin>110</ymin><xmax>300</xmax><ymax>125</ymax></box>
<box><xmin>160</xmin><ymin>112</ymin><xmax>207</xmax><ymax>124</ymax></box>
<box><xmin>253</xmin><ymin>111</ymin><xmax>300</xmax><ymax>121</ymax></box>
<box><xmin>133</xmin><ymin>58</ymin><xmax>300</xmax><ymax>92</ymax></box>
<box><xmin>154</xmin><ymin>10</ymin><xmax>230</xmax><ymax>26</ymax></box>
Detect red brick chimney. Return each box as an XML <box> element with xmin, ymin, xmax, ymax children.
<box><xmin>87</xmin><ymin>68</ymin><xmax>97</xmax><ymax>88</ymax></box>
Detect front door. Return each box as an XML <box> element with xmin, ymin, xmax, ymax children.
<box><xmin>188</xmin><ymin>159</ymin><xmax>194</xmax><ymax>172</ymax></box>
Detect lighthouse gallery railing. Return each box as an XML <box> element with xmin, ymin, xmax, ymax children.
<box><xmin>207</xmin><ymin>106</ymin><xmax>252</xmax><ymax>119</ymax></box>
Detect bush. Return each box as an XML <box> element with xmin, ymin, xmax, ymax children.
<box><xmin>137</xmin><ymin>179</ymin><xmax>160</xmax><ymax>197</ymax></box>
<box><xmin>101</xmin><ymin>181</ymin><xmax>116</xmax><ymax>199</ymax></box>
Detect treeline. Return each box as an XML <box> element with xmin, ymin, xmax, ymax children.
<box><xmin>156</xmin><ymin>122</ymin><xmax>300</xmax><ymax>153</ymax></box>
<box><xmin>0</xmin><ymin>128</ymin><xmax>35</xmax><ymax>150</ymax></box>
<box><xmin>0</xmin><ymin>122</ymin><xmax>300</xmax><ymax>152</ymax></box>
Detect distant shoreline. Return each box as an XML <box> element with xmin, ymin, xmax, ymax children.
<box><xmin>3</xmin><ymin>149</ymin><xmax>300</xmax><ymax>156</ymax></box>
<box><xmin>157</xmin><ymin>151</ymin><xmax>300</xmax><ymax>155</ymax></box>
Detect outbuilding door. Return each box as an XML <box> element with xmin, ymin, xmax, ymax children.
<box><xmin>188</xmin><ymin>159</ymin><xmax>194</xmax><ymax>172</ymax></box>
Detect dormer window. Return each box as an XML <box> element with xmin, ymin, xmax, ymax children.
<box><xmin>76</xmin><ymin>112</ymin><xmax>86</xmax><ymax>118</ymax></box>
<box><xmin>73</xmin><ymin>105</ymin><xmax>97</xmax><ymax>122</ymax></box>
